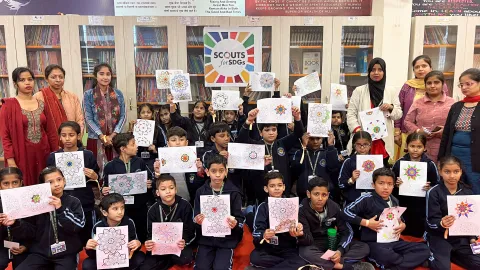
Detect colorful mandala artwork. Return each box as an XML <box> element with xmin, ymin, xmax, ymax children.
<box><xmin>366</xmin><ymin>120</ymin><xmax>387</xmax><ymax>140</ymax></box>
<box><xmin>404</xmin><ymin>164</ymin><xmax>421</xmax><ymax>181</ymax></box>
<box><xmin>172</xmin><ymin>75</ymin><xmax>188</xmax><ymax>91</ymax></box>
<box><xmin>157</xmin><ymin>71</ymin><xmax>170</xmax><ymax>89</ymax></box>
<box><xmin>97</xmin><ymin>228</ymin><xmax>127</xmax><ymax>255</ymax></box>
<box><xmin>170</xmin><ymin>74</ymin><xmax>192</xmax><ymax>101</ymax></box>
<box><xmin>201</xmin><ymin>195</ymin><xmax>230</xmax><ymax>234</ymax></box>
<box><xmin>111</xmin><ymin>175</ymin><xmax>134</xmax><ymax>195</ymax></box>
<box><xmin>153</xmin><ymin>224</ymin><xmax>181</xmax><ymax>244</ymax></box>
<box><xmin>31</xmin><ymin>194</ymin><xmax>41</xmax><ymax>203</ymax></box>
<box><xmin>362</xmin><ymin>160</ymin><xmax>376</xmax><ymax>173</ymax></box>
<box><xmin>268</xmin><ymin>197</ymin><xmax>298</xmax><ymax>233</ymax></box>
<box><xmin>274</xmin><ymin>104</ymin><xmax>287</xmax><ymax>115</ymax></box>
<box><xmin>455</xmin><ymin>201</ymin><xmax>474</xmax><ymax>218</ymax></box>
<box><xmin>270</xmin><ymin>198</ymin><xmax>297</xmax><ymax>221</ymax></box>
<box><xmin>386</xmin><ymin>212</ymin><xmax>395</xmax><ymax>220</ymax></box>
<box><xmin>55</xmin><ymin>152</ymin><xmax>85</xmax><ymax>188</ymax></box>
<box><xmin>334</xmin><ymin>88</ymin><xmax>342</xmax><ymax>97</ymax></box>
<box><xmin>102</xmin><ymin>252</ymin><xmax>128</xmax><ymax>268</ymax></box>
<box><xmin>260</xmin><ymin>73</ymin><xmax>274</xmax><ymax>89</ymax></box>
<box><xmin>181</xmin><ymin>154</ymin><xmax>190</xmax><ymax>162</ymax></box>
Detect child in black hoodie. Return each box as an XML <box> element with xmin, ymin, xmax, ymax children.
<box><xmin>0</xmin><ymin>168</ymin><xmax>29</xmax><ymax>269</ymax></box>
<box><xmin>142</xmin><ymin>175</ymin><xmax>195</xmax><ymax>270</ymax></box>
<box><xmin>298</xmin><ymin>177</ymin><xmax>372</xmax><ymax>270</ymax></box>
<box><xmin>83</xmin><ymin>193</ymin><xmax>145</xmax><ymax>270</ymax></box>
<box><xmin>342</xmin><ymin>168</ymin><xmax>430</xmax><ymax>270</ymax></box>
<box><xmin>11</xmin><ymin>167</ymin><xmax>85</xmax><ymax>270</ymax></box>
<box><xmin>249</xmin><ymin>171</ymin><xmax>306</xmax><ymax>269</ymax></box>
<box><xmin>331</xmin><ymin>111</ymin><xmax>350</xmax><ymax>162</ymax></box>
<box><xmin>102</xmin><ymin>133</ymin><xmax>159</xmax><ymax>242</ymax></box>
<box><xmin>193</xmin><ymin>154</ymin><xmax>245</xmax><ymax>270</ymax></box>
<box><xmin>46</xmin><ymin>121</ymin><xmax>100</xmax><ymax>246</ymax></box>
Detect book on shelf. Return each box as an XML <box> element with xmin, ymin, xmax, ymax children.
<box><xmin>188</xmin><ymin>55</ymin><xmax>204</xmax><ymax>74</ymax></box>
<box><xmin>290</xmin><ymin>27</ymin><xmax>323</xmax><ymax>46</ymax></box>
<box><xmin>135</xmin><ymin>51</ymin><xmax>168</xmax><ymax>74</ymax></box>
<box><xmin>27</xmin><ymin>51</ymin><xmax>61</xmax><ymax>75</ymax></box>
<box><xmin>0</xmin><ymin>51</ymin><xmax>7</xmax><ymax>75</ymax></box>
<box><xmin>262</xmin><ymin>52</ymin><xmax>271</xmax><ymax>72</ymax></box>
<box><xmin>136</xmin><ymin>27</ymin><xmax>168</xmax><ymax>46</ymax></box>
<box><xmin>474</xmin><ymin>54</ymin><xmax>480</xmax><ymax>69</ymax></box>
<box><xmin>423</xmin><ymin>26</ymin><xmax>457</xmax><ymax>45</ymax></box>
<box><xmin>80</xmin><ymin>26</ymin><xmax>115</xmax><ymax>46</ymax></box>
<box><xmin>0</xmin><ymin>27</ymin><xmax>5</xmax><ymax>46</ymax></box>
<box><xmin>290</xmin><ymin>59</ymin><xmax>301</xmax><ymax>74</ymax></box>
<box><xmin>186</xmin><ymin>27</ymin><xmax>204</xmax><ymax>46</ymax></box>
<box><xmin>191</xmin><ymin>83</ymin><xmax>212</xmax><ymax>100</ymax></box>
<box><xmin>262</xmin><ymin>27</ymin><xmax>271</xmax><ymax>47</ymax></box>
<box><xmin>136</xmin><ymin>78</ymin><xmax>168</xmax><ymax>103</ymax></box>
<box><xmin>343</xmin><ymin>55</ymin><xmax>357</xmax><ymax>73</ymax></box>
<box><xmin>82</xmin><ymin>58</ymin><xmax>98</xmax><ymax>74</ymax></box>
<box><xmin>356</xmin><ymin>49</ymin><xmax>368</xmax><ymax>74</ymax></box>
<box><xmin>342</xmin><ymin>26</ymin><xmax>373</xmax><ymax>46</ymax></box>
<box><xmin>303</xmin><ymin>52</ymin><xmax>321</xmax><ymax>74</ymax></box>
<box><xmin>25</xmin><ymin>25</ymin><xmax>60</xmax><ymax>46</ymax></box>
<box><xmin>33</xmin><ymin>78</ymin><xmax>48</xmax><ymax>93</ymax></box>
<box><xmin>476</xmin><ymin>27</ymin><xmax>480</xmax><ymax>45</ymax></box>
<box><xmin>0</xmin><ymin>79</ymin><xmax>7</xmax><ymax>98</ymax></box>
<box><xmin>81</xmin><ymin>51</ymin><xmax>116</xmax><ymax>74</ymax></box>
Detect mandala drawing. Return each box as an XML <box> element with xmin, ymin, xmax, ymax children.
<box><xmin>0</xmin><ymin>183</ymin><xmax>54</xmax><ymax>220</ymax></box>
<box><xmin>170</xmin><ymin>74</ymin><xmax>192</xmax><ymax>101</ymax></box>
<box><xmin>386</xmin><ymin>212</ymin><xmax>395</xmax><ymax>220</ymax></box>
<box><xmin>134</xmin><ymin>120</ymin><xmax>154</xmax><ymax>137</ymax></box>
<box><xmin>171</xmin><ymin>74</ymin><xmax>189</xmax><ymax>92</ymax></box>
<box><xmin>111</xmin><ymin>175</ymin><xmax>134</xmax><ymax>195</ymax></box>
<box><xmin>334</xmin><ymin>88</ymin><xmax>342</xmax><ymax>97</ymax></box>
<box><xmin>175</xmin><ymin>92</ymin><xmax>192</xmax><ymax>101</ymax></box>
<box><xmin>181</xmin><ymin>154</ymin><xmax>190</xmax><ymax>163</ymax></box>
<box><xmin>101</xmin><ymin>251</ymin><xmax>128</xmax><ymax>268</ymax></box>
<box><xmin>270</xmin><ymin>198</ymin><xmax>297</xmax><ymax>231</ymax></box>
<box><xmin>153</xmin><ymin>224</ymin><xmax>181</xmax><ymax>244</ymax></box>
<box><xmin>456</xmin><ymin>201</ymin><xmax>474</xmax><ymax>218</ymax></box>
<box><xmin>212</xmin><ymin>92</ymin><xmax>229</xmax><ymax>109</ymax></box>
<box><xmin>365</xmin><ymin>120</ymin><xmax>386</xmax><ymax>140</ymax></box>
<box><xmin>307</xmin><ymin>104</ymin><xmax>332</xmax><ymax>137</ymax></box>
<box><xmin>248</xmin><ymin>150</ymin><xmax>257</xmax><ymax>160</ymax></box>
<box><xmin>274</xmin><ymin>104</ymin><xmax>287</xmax><ymax>115</ymax></box>
<box><xmin>201</xmin><ymin>195</ymin><xmax>230</xmax><ymax>235</ymax></box>
<box><xmin>404</xmin><ymin>164</ymin><xmax>421</xmax><ymax>181</ymax></box>
<box><xmin>260</xmin><ymin>73</ymin><xmax>274</xmax><ymax>89</ymax></box>
<box><xmin>98</xmin><ymin>228</ymin><xmax>127</xmax><ymax>255</ymax></box>
<box><xmin>135</xmin><ymin>137</ymin><xmax>151</xmax><ymax>147</ymax></box>
<box><xmin>227</xmin><ymin>143</ymin><xmax>265</xmax><ymax>170</ymax></box>
<box><xmin>55</xmin><ymin>152</ymin><xmax>85</xmax><ymax>188</ymax></box>
<box><xmin>157</xmin><ymin>70</ymin><xmax>170</xmax><ymax>89</ymax></box>
<box><xmin>158</xmin><ymin>147</ymin><xmax>197</xmax><ymax>173</ymax></box>
<box><xmin>304</xmin><ymin>74</ymin><xmax>319</xmax><ymax>91</ymax></box>
<box><xmin>31</xmin><ymin>195</ymin><xmax>41</xmax><ymax>203</ymax></box>
<box><xmin>362</xmin><ymin>160</ymin><xmax>376</xmax><ymax>173</ymax></box>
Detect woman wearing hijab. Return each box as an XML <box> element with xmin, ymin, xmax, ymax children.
<box><xmin>347</xmin><ymin>58</ymin><xmax>403</xmax><ymax>166</ymax></box>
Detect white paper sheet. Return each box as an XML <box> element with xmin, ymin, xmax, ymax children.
<box><xmin>55</xmin><ymin>151</ymin><xmax>86</xmax><ymax>189</ymax></box>
<box><xmin>227</xmin><ymin>143</ymin><xmax>265</xmax><ymax>170</ymax></box>
<box><xmin>294</xmin><ymin>72</ymin><xmax>321</xmax><ymax>97</ymax></box>
<box><xmin>307</xmin><ymin>103</ymin><xmax>332</xmax><ymax>137</ymax></box>
<box><xmin>268</xmin><ymin>197</ymin><xmax>299</xmax><ymax>233</ymax></box>
<box><xmin>133</xmin><ymin>119</ymin><xmax>156</xmax><ymax>147</ymax></box>
<box><xmin>356</xmin><ymin>155</ymin><xmax>384</xmax><ymax>190</ymax></box>
<box><xmin>256</xmin><ymin>98</ymin><xmax>292</xmax><ymax>124</ymax></box>
<box><xmin>109</xmin><ymin>171</ymin><xmax>148</xmax><ymax>196</ymax></box>
<box><xmin>377</xmin><ymin>207</ymin><xmax>407</xmax><ymax>243</ymax></box>
<box><xmin>291</xmin><ymin>96</ymin><xmax>302</xmax><ymax>109</ymax></box>
<box><xmin>359</xmin><ymin>108</ymin><xmax>388</xmax><ymax>141</ymax></box>
<box><xmin>157</xmin><ymin>146</ymin><xmax>197</xmax><ymax>173</ymax></box>
<box><xmin>96</xmin><ymin>226</ymin><xmax>129</xmax><ymax>269</ymax></box>
<box><xmin>152</xmin><ymin>222</ymin><xmax>183</xmax><ymax>256</ymax></box>
<box><xmin>399</xmin><ymin>161</ymin><xmax>428</xmax><ymax>197</ymax></box>
<box><xmin>330</xmin><ymin>83</ymin><xmax>348</xmax><ymax>111</ymax></box>
<box><xmin>211</xmin><ymin>90</ymin><xmax>242</xmax><ymax>110</ymax></box>
<box><xmin>169</xmin><ymin>73</ymin><xmax>192</xmax><ymax>102</ymax></box>
<box><xmin>249</xmin><ymin>72</ymin><xmax>275</xmax><ymax>92</ymax></box>
<box><xmin>447</xmin><ymin>195</ymin><xmax>480</xmax><ymax>236</ymax></box>
<box><xmin>200</xmin><ymin>195</ymin><xmax>231</xmax><ymax>237</ymax></box>
<box><xmin>0</xmin><ymin>183</ymin><xmax>55</xmax><ymax>220</ymax></box>
<box><xmin>156</xmin><ymin>69</ymin><xmax>183</xmax><ymax>89</ymax></box>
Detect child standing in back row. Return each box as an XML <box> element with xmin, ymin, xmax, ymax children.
<box><xmin>331</xmin><ymin>111</ymin><xmax>350</xmax><ymax>162</ymax></box>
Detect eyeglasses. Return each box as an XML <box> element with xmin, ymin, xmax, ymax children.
<box><xmin>355</xmin><ymin>143</ymin><xmax>371</xmax><ymax>148</ymax></box>
<box><xmin>458</xmin><ymin>81</ymin><xmax>478</xmax><ymax>88</ymax></box>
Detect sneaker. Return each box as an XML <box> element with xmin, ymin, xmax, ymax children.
<box><xmin>352</xmin><ymin>262</ymin><xmax>375</xmax><ymax>270</ymax></box>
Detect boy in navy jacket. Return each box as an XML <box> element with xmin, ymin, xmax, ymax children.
<box><xmin>249</xmin><ymin>171</ymin><xmax>306</xmax><ymax>269</ymax></box>
<box><xmin>331</xmin><ymin>111</ymin><xmax>350</xmax><ymax>162</ymax></box>
<box><xmin>193</xmin><ymin>154</ymin><xmax>245</xmax><ymax>270</ymax></box>
<box><xmin>142</xmin><ymin>175</ymin><xmax>195</xmax><ymax>270</ymax></box>
<box><xmin>10</xmin><ymin>167</ymin><xmax>85</xmax><ymax>270</ymax></box>
<box><xmin>83</xmin><ymin>193</ymin><xmax>145</xmax><ymax>270</ymax></box>
<box><xmin>342</xmin><ymin>168</ymin><xmax>430</xmax><ymax>269</ymax></box>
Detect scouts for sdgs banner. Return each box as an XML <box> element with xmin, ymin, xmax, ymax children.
<box><xmin>203</xmin><ymin>27</ymin><xmax>262</xmax><ymax>87</ymax></box>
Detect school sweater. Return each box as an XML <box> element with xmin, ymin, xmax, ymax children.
<box><xmin>103</xmin><ymin>156</ymin><xmax>154</xmax><ymax>208</ymax></box>
<box><xmin>338</xmin><ymin>154</ymin><xmax>369</xmax><ymax>205</ymax></box>
<box><xmin>342</xmin><ymin>191</ymin><xmax>401</xmax><ymax>242</ymax></box>
<box><xmin>332</xmin><ymin>123</ymin><xmax>350</xmax><ymax>155</ymax></box>
<box><xmin>194</xmin><ymin>179</ymin><xmax>245</xmax><ymax>249</ymax></box>
<box><xmin>146</xmin><ymin>195</ymin><xmax>196</xmax><ymax>245</ymax></box>
<box><xmin>291</xmin><ymin>145</ymin><xmax>340</xmax><ymax>196</ymax></box>
<box><xmin>252</xmin><ymin>200</ymin><xmax>298</xmax><ymax>252</ymax></box>
<box><xmin>298</xmin><ymin>198</ymin><xmax>353</xmax><ymax>255</ymax></box>
<box><xmin>46</xmin><ymin>147</ymin><xmax>100</xmax><ymax>212</ymax></box>
<box><xmin>10</xmin><ymin>193</ymin><xmax>85</xmax><ymax>257</ymax></box>
<box><xmin>86</xmin><ymin>216</ymin><xmax>139</xmax><ymax>259</ymax></box>
<box><xmin>425</xmin><ymin>181</ymin><xmax>475</xmax><ymax>240</ymax></box>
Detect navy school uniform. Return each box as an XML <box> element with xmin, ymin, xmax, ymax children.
<box><xmin>46</xmin><ymin>147</ymin><xmax>100</xmax><ymax>246</ymax></box>
<box><xmin>338</xmin><ymin>154</ymin><xmax>373</xmax><ymax>206</ymax></box>
<box><xmin>170</xmin><ymin>111</ymin><xmax>214</xmax><ymax>157</ymax></box>
<box><xmin>250</xmin><ymin>199</ymin><xmax>306</xmax><ymax>269</ymax></box>
<box><xmin>392</xmin><ymin>153</ymin><xmax>439</xmax><ymax>238</ymax></box>
<box><xmin>0</xmin><ymin>200</ymin><xmax>29</xmax><ymax>269</ymax></box>
<box><xmin>83</xmin><ymin>216</ymin><xmax>145</xmax><ymax>270</ymax></box>
<box><xmin>202</xmin><ymin>145</ymin><xmax>243</xmax><ymax>190</ymax></box>
<box><xmin>14</xmin><ymin>194</ymin><xmax>85</xmax><ymax>270</ymax></box>
<box><xmin>342</xmin><ymin>192</ymin><xmax>430</xmax><ymax>269</ymax></box>
<box><xmin>237</xmin><ymin>118</ymin><xmax>305</xmax><ymax>203</ymax></box>
<box><xmin>141</xmin><ymin>195</ymin><xmax>195</xmax><ymax>270</ymax></box>
<box><xmin>103</xmin><ymin>156</ymin><xmax>155</xmax><ymax>242</ymax></box>
<box><xmin>425</xmin><ymin>181</ymin><xmax>480</xmax><ymax>270</ymax></box>
<box><xmin>291</xmin><ymin>145</ymin><xmax>340</xmax><ymax>200</ymax></box>
<box><xmin>193</xmin><ymin>179</ymin><xmax>245</xmax><ymax>270</ymax></box>
<box><xmin>298</xmin><ymin>198</ymin><xmax>370</xmax><ymax>270</ymax></box>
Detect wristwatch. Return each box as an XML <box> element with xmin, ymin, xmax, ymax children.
<box><xmin>348</xmin><ymin>178</ymin><xmax>354</xmax><ymax>185</ymax></box>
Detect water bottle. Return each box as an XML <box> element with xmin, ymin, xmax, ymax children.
<box><xmin>327</xmin><ymin>228</ymin><xmax>338</xmax><ymax>251</ymax></box>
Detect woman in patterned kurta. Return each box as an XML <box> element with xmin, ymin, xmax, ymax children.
<box><xmin>0</xmin><ymin>67</ymin><xmax>57</xmax><ymax>185</ymax></box>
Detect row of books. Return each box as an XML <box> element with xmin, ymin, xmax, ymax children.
<box><xmin>342</xmin><ymin>50</ymin><xmax>373</xmax><ymax>74</ymax></box>
<box><xmin>0</xmin><ymin>78</ymin><xmax>8</xmax><ymax>98</ymax></box>
<box><xmin>81</xmin><ymin>51</ymin><xmax>117</xmax><ymax>74</ymax></box>
<box><xmin>135</xmin><ymin>51</ymin><xmax>168</xmax><ymax>74</ymax></box>
<box><xmin>188</xmin><ymin>54</ymin><xmax>204</xmax><ymax>74</ymax></box>
<box><xmin>27</xmin><ymin>51</ymin><xmax>61</xmax><ymax>75</ymax></box>
<box><xmin>290</xmin><ymin>59</ymin><xmax>301</xmax><ymax>74</ymax></box>
<box><xmin>25</xmin><ymin>25</ymin><xmax>60</xmax><ymax>46</ymax></box>
<box><xmin>80</xmin><ymin>26</ymin><xmax>115</xmax><ymax>46</ymax></box>
<box><xmin>82</xmin><ymin>58</ymin><xmax>98</xmax><ymax>74</ymax></box>
<box><xmin>191</xmin><ymin>83</ymin><xmax>212</xmax><ymax>100</ymax></box>
<box><xmin>262</xmin><ymin>51</ymin><xmax>271</xmax><ymax>72</ymax></box>
<box><xmin>136</xmin><ymin>78</ymin><xmax>168</xmax><ymax>103</ymax></box>
<box><xmin>0</xmin><ymin>27</ymin><xmax>5</xmax><ymax>46</ymax></box>
<box><xmin>290</xmin><ymin>27</ymin><xmax>323</xmax><ymax>46</ymax></box>
<box><xmin>424</xmin><ymin>26</ymin><xmax>457</xmax><ymax>45</ymax></box>
<box><xmin>83</xmin><ymin>78</ymin><xmax>117</xmax><ymax>92</ymax></box>
<box><xmin>136</xmin><ymin>27</ymin><xmax>168</xmax><ymax>46</ymax></box>
<box><xmin>263</xmin><ymin>27</ymin><xmax>271</xmax><ymax>46</ymax></box>
<box><xmin>342</xmin><ymin>26</ymin><xmax>374</xmax><ymax>46</ymax></box>
<box><xmin>473</xmin><ymin>54</ymin><xmax>480</xmax><ymax>69</ymax></box>
<box><xmin>0</xmin><ymin>51</ymin><xmax>7</xmax><ymax>75</ymax></box>
<box><xmin>187</xmin><ymin>27</ymin><xmax>204</xmax><ymax>46</ymax></box>
<box><xmin>33</xmin><ymin>78</ymin><xmax>48</xmax><ymax>93</ymax></box>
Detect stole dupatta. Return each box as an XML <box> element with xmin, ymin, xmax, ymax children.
<box><xmin>40</xmin><ymin>87</ymin><xmax>68</xmax><ymax>148</ymax></box>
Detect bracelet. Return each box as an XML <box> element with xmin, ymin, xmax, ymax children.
<box><xmin>365</xmin><ymin>219</ymin><xmax>370</xmax><ymax>227</ymax></box>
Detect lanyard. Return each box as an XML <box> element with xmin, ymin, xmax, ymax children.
<box><xmin>212</xmin><ymin>183</ymin><xmax>224</xmax><ymax>195</ymax></box>
<box><xmin>307</xmin><ymin>150</ymin><xmax>321</xmax><ymax>175</ymax></box>
<box><xmin>194</xmin><ymin>122</ymin><xmax>205</xmax><ymax>141</ymax></box>
<box><xmin>265</xmin><ymin>142</ymin><xmax>275</xmax><ymax>170</ymax></box>
<box><xmin>160</xmin><ymin>126</ymin><xmax>167</xmax><ymax>146</ymax></box>
<box><xmin>124</xmin><ymin>161</ymin><xmax>131</xmax><ymax>173</ymax></box>
<box><xmin>159</xmin><ymin>203</ymin><xmax>178</xmax><ymax>222</ymax></box>
<box><xmin>49</xmin><ymin>211</ymin><xmax>59</xmax><ymax>244</ymax></box>
<box><xmin>334</xmin><ymin>127</ymin><xmax>345</xmax><ymax>151</ymax></box>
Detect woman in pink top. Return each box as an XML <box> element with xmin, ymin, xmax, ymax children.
<box><xmin>404</xmin><ymin>71</ymin><xmax>455</xmax><ymax>162</ymax></box>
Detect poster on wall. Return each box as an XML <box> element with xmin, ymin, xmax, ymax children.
<box><xmin>203</xmin><ymin>27</ymin><xmax>262</xmax><ymax>87</ymax></box>
<box><xmin>115</xmin><ymin>0</ymin><xmax>245</xmax><ymax>16</ymax></box>
<box><xmin>245</xmin><ymin>0</ymin><xmax>372</xmax><ymax>16</ymax></box>
<box><xmin>412</xmin><ymin>0</ymin><xmax>480</xmax><ymax>16</ymax></box>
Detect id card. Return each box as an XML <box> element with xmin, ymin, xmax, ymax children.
<box><xmin>4</xmin><ymin>240</ymin><xmax>19</xmax><ymax>249</ymax></box>
<box><xmin>51</xmin><ymin>241</ymin><xmax>66</xmax><ymax>255</ymax></box>
<box><xmin>141</xmin><ymin>152</ymin><xmax>150</xmax><ymax>159</ymax></box>
<box><xmin>270</xmin><ymin>236</ymin><xmax>279</xmax><ymax>245</ymax></box>
<box><xmin>195</xmin><ymin>141</ymin><xmax>204</xmax><ymax>148</ymax></box>
<box><xmin>340</xmin><ymin>150</ymin><xmax>349</xmax><ymax>157</ymax></box>
<box><xmin>471</xmin><ymin>243</ymin><xmax>480</xmax><ymax>254</ymax></box>
<box><xmin>308</xmin><ymin>175</ymin><xmax>317</xmax><ymax>183</ymax></box>
<box><xmin>124</xmin><ymin>196</ymin><xmax>135</xmax><ymax>204</ymax></box>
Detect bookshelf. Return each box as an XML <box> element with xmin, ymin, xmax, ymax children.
<box><xmin>464</xmin><ymin>17</ymin><xmax>480</xmax><ymax>100</ymax></box>
<box><xmin>13</xmin><ymin>16</ymin><xmax>73</xmax><ymax>93</ymax></box>
<box><xmin>0</xmin><ymin>17</ymin><xmax>16</xmax><ymax>98</ymax></box>
<box><xmin>281</xmin><ymin>17</ymin><xmax>333</xmax><ymax>102</ymax></box>
<box><xmin>331</xmin><ymin>17</ymin><xmax>383</xmax><ymax>100</ymax></box>
<box><xmin>411</xmin><ymin>17</ymin><xmax>467</xmax><ymax>100</ymax></box>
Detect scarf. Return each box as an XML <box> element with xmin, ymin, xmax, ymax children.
<box><xmin>463</xmin><ymin>95</ymin><xmax>480</xmax><ymax>103</ymax></box>
<box><xmin>93</xmin><ymin>85</ymin><xmax>120</xmax><ymax>135</ymax></box>
<box><xmin>405</xmin><ymin>78</ymin><xmax>426</xmax><ymax>90</ymax></box>
<box><xmin>367</xmin><ymin>57</ymin><xmax>387</xmax><ymax>107</ymax></box>
<box><xmin>41</xmin><ymin>87</ymin><xmax>67</xmax><ymax>148</ymax></box>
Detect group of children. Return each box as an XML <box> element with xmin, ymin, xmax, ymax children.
<box><xmin>0</xmin><ymin>85</ymin><xmax>479</xmax><ymax>270</ymax></box>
